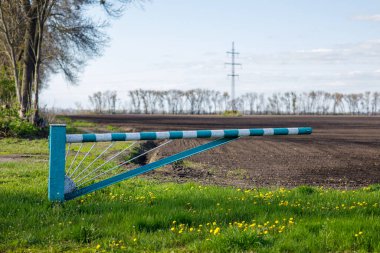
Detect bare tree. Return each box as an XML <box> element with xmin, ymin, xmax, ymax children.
<box><xmin>372</xmin><ymin>92</ymin><xmax>379</xmax><ymax>114</ymax></box>
<box><xmin>89</xmin><ymin>91</ymin><xmax>103</xmax><ymax>113</ymax></box>
<box><xmin>332</xmin><ymin>93</ymin><xmax>345</xmax><ymax>114</ymax></box>
<box><xmin>242</xmin><ymin>92</ymin><xmax>258</xmax><ymax>115</ymax></box>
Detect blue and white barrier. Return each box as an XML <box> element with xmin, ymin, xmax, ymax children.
<box><xmin>66</xmin><ymin>127</ymin><xmax>312</xmax><ymax>143</ymax></box>
<box><xmin>49</xmin><ymin>125</ymin><xmax>313</xmax><ymax>202</ymax></box>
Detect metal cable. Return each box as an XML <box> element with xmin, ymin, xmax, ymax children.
<box><xmin>77</xmin><ymin>140</ymin><xmax>172</xmax><ymax>187</ymax></box>
<box><xmin>69</xmin><ymin>143</ymin><xmax>96</xmax><ymax>178</ymax></box>
<box><xmin>66</xmin><ymin>143</ymin><xmax>83</xmax><ymax>175</ymax></box>
<box><xmin>71</xmin><ymin>142</ymin><xmax>115</xmax><ymax>181</ymax></box>
<box><xmin>74</xmin><ymin>142</ymin><xmax>136</xmax><ymax>183</ymax></box>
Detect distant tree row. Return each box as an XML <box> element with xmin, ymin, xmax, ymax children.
<box><xmin>87</xmin><ymin>89</ymin><xmax>380</xmax><ymax>115</ymax></box>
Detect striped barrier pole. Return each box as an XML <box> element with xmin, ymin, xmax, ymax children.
<box><xmin>66</xmin><ymin>127</ymin><xmax>312</xmax><ymax>143</ymax></box>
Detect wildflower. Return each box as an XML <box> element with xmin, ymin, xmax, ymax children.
<box><xmin>133</xmin><ymin>238</ymin><xmax>137</xmax><ymax>242</ymax></box>
<box><xmin>171</xmin><ymin>227</ymin><xmax>175</xmax><ymax>231</ymax></box>
<box><xmin>213</xmin><ymin>227</ymin><xmax>220</xmax><ymax>235</ymax></box>
<box><xmin>96</xmin><ymin>244</ymin><xmax>101</xmax><ymax>250</ymax></box>
<box><xmin>190</xmin><ymin>227</ymin><xmax>194</xmax><ymax>232</ymax></box>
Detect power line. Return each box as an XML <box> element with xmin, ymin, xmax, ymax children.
<box><xmin>225</xmin><ymin>41</ymin><xmax>241</xmax><ymax>111</ymax></box>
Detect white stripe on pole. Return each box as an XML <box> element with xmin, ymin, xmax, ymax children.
<box><xmin>156</xmin><ymin>132</ymin><xmax>170</xmax><ymax>139</ymax></box>
<box><xmin>66</xmin><ymin>134</ymin><xmax>83</xmax><ymax>143</ymax></box>
<box><xmin>211</xmin><ymin>130</ymin><xmax>225</xmax><ymax>137</ymax></box>
<box><xmin>183</xmin><ymin>131</ymin><xmax>197</xmax><ymax>138</ymax></box>
<box><xmin>126</xmin><ymin>133</ymin><xmax>141</xmax><ymax>140</ymax></box>
<box><xmin>95</xmin><ymin>133</ymin><xmax>112</xmax><ymax>142</ymax></box>
<box><xmin>263</xmin><ymin>128</ymin><xmax>274</xmax><ymax>135</ymax></box>
<box><xmin>288</xmin><ymin>128</ymin><xmax>299</xmax><ymax>135</ymax></box>
<box><xmin>238</xmin><ymin>129</ymin><xmax>250</xmax><ymax>136</ymax></box>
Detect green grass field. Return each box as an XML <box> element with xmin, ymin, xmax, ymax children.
<box><xmin>0</xmin><ymin>138</ymin><xmax>380</xmax><ymax>252</ymax></box>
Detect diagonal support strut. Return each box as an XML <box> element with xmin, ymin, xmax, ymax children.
<box><xmin>65</xmin><ymin>137</ymin><xmax>238</xmax><ymax>200</ymax></box>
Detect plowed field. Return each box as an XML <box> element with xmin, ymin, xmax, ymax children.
<box><xmin>68</xmin><ymin>114</ymin><xmax>380</xmax><ymax>188</ymax></box>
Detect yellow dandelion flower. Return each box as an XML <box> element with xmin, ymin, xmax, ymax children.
<box><xmin>96</xmin><ymin>244</ymin><xmax>101</xmax><ymax>250</ymax></box>
<box><xmin>133</xmin><ymin>238</ymin><xmax>137</xmax><ymax>242</ymax></box>
<box><xmin>214</xmin><ymin>227</ymin><xmax>220</xmax><ymax>235</ymax></box>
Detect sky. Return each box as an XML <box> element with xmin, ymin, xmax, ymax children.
<box><xmin>42</xmin><ymin>0</ymin><xmax>380</xmax><ymax>109</ymax></box>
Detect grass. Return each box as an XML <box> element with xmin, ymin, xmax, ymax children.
<box><xmin>1</xmin><ymin>138</ymin><xmax>380</xmax><ymax>252</ymax></box>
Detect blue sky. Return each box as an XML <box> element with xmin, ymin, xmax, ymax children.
<box><xmin>42</xmin><ymin>0</ymin><xmax>380</xmax><ymax>108</ymax></box>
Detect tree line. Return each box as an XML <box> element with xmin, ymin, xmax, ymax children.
<box><xmin>88</xmin><ymin>89</ymin><xmax>380</xmax><ymax>115</ymax></box>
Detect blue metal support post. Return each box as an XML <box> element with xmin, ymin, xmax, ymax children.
<box><xmin>49</xmin><ymin>124</ymin><xmax>66</xmax><ymax>202</ymax></box>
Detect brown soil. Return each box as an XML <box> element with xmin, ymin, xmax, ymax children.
<box><xmin>68</xmin><ymin>114</ymin><xmax>380</xmax><ymax>188</ymax></box>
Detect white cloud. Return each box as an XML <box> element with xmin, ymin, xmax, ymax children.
<box><xmin>243</xmin><ymin>40</ymin><xmax>380</xmax><ymax>65</ymax></box>
<box><xmin>353</xmin><ymin>15</ymin><xmax>380</xmax><ymax>22</ymax></box>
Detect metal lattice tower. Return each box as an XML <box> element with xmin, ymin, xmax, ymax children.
<box><xmin>225</xmin><ymin>42</ymin><xmax>241</xmax><ymax>111</ymax></box>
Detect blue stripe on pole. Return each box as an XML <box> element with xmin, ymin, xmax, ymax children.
<box><xmin>197</xmin><ymin>130</ymin><xmax>212</xmax><ymax>138</ymax></box>
<box><xmin>83</xmin><ymin>134</ymin><xmax>96</xmax><ymax>142</ymax></box>
<box><xmin>111</xmin><ymin>133</ymin><xmax>126</xmax><ymax>141</ymax></box>
<box><xmin>273</xmin><ymin>128</ymin><xmax>289</xmax><ymax>135</ymax></box>
<box><xmin>224</xmin><ymin>129</ymin><xmax>239</xmax><ymax>138</ymax></box>
<box><xmin>65</xmin><ymin>127</ymin><xmax>313</xmax><ymax>143</ymax></box>
<box><xmin>249</xmin><ymin>129</ymin><xmax>264</xmax><ymax>136</ymax></box>
<box><xmin>140</xmin><ymin>132</ymin><xmax>157</xmax><ymax>140</ymax></box>
<box><xmin>298</xmin><ymin>127</ymin><xmax>313</xmax><ymax>135</ymax></box>
<box><xmin>169</xmin><ymin>131</ymin><xmax>183</xmax><ymax>139</ymax></box>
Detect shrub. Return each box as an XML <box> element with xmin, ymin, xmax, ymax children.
<box><xmin>0</xmin><ymin>108</ymin><xmax>40</xmax><ymax>138</ymax></box>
